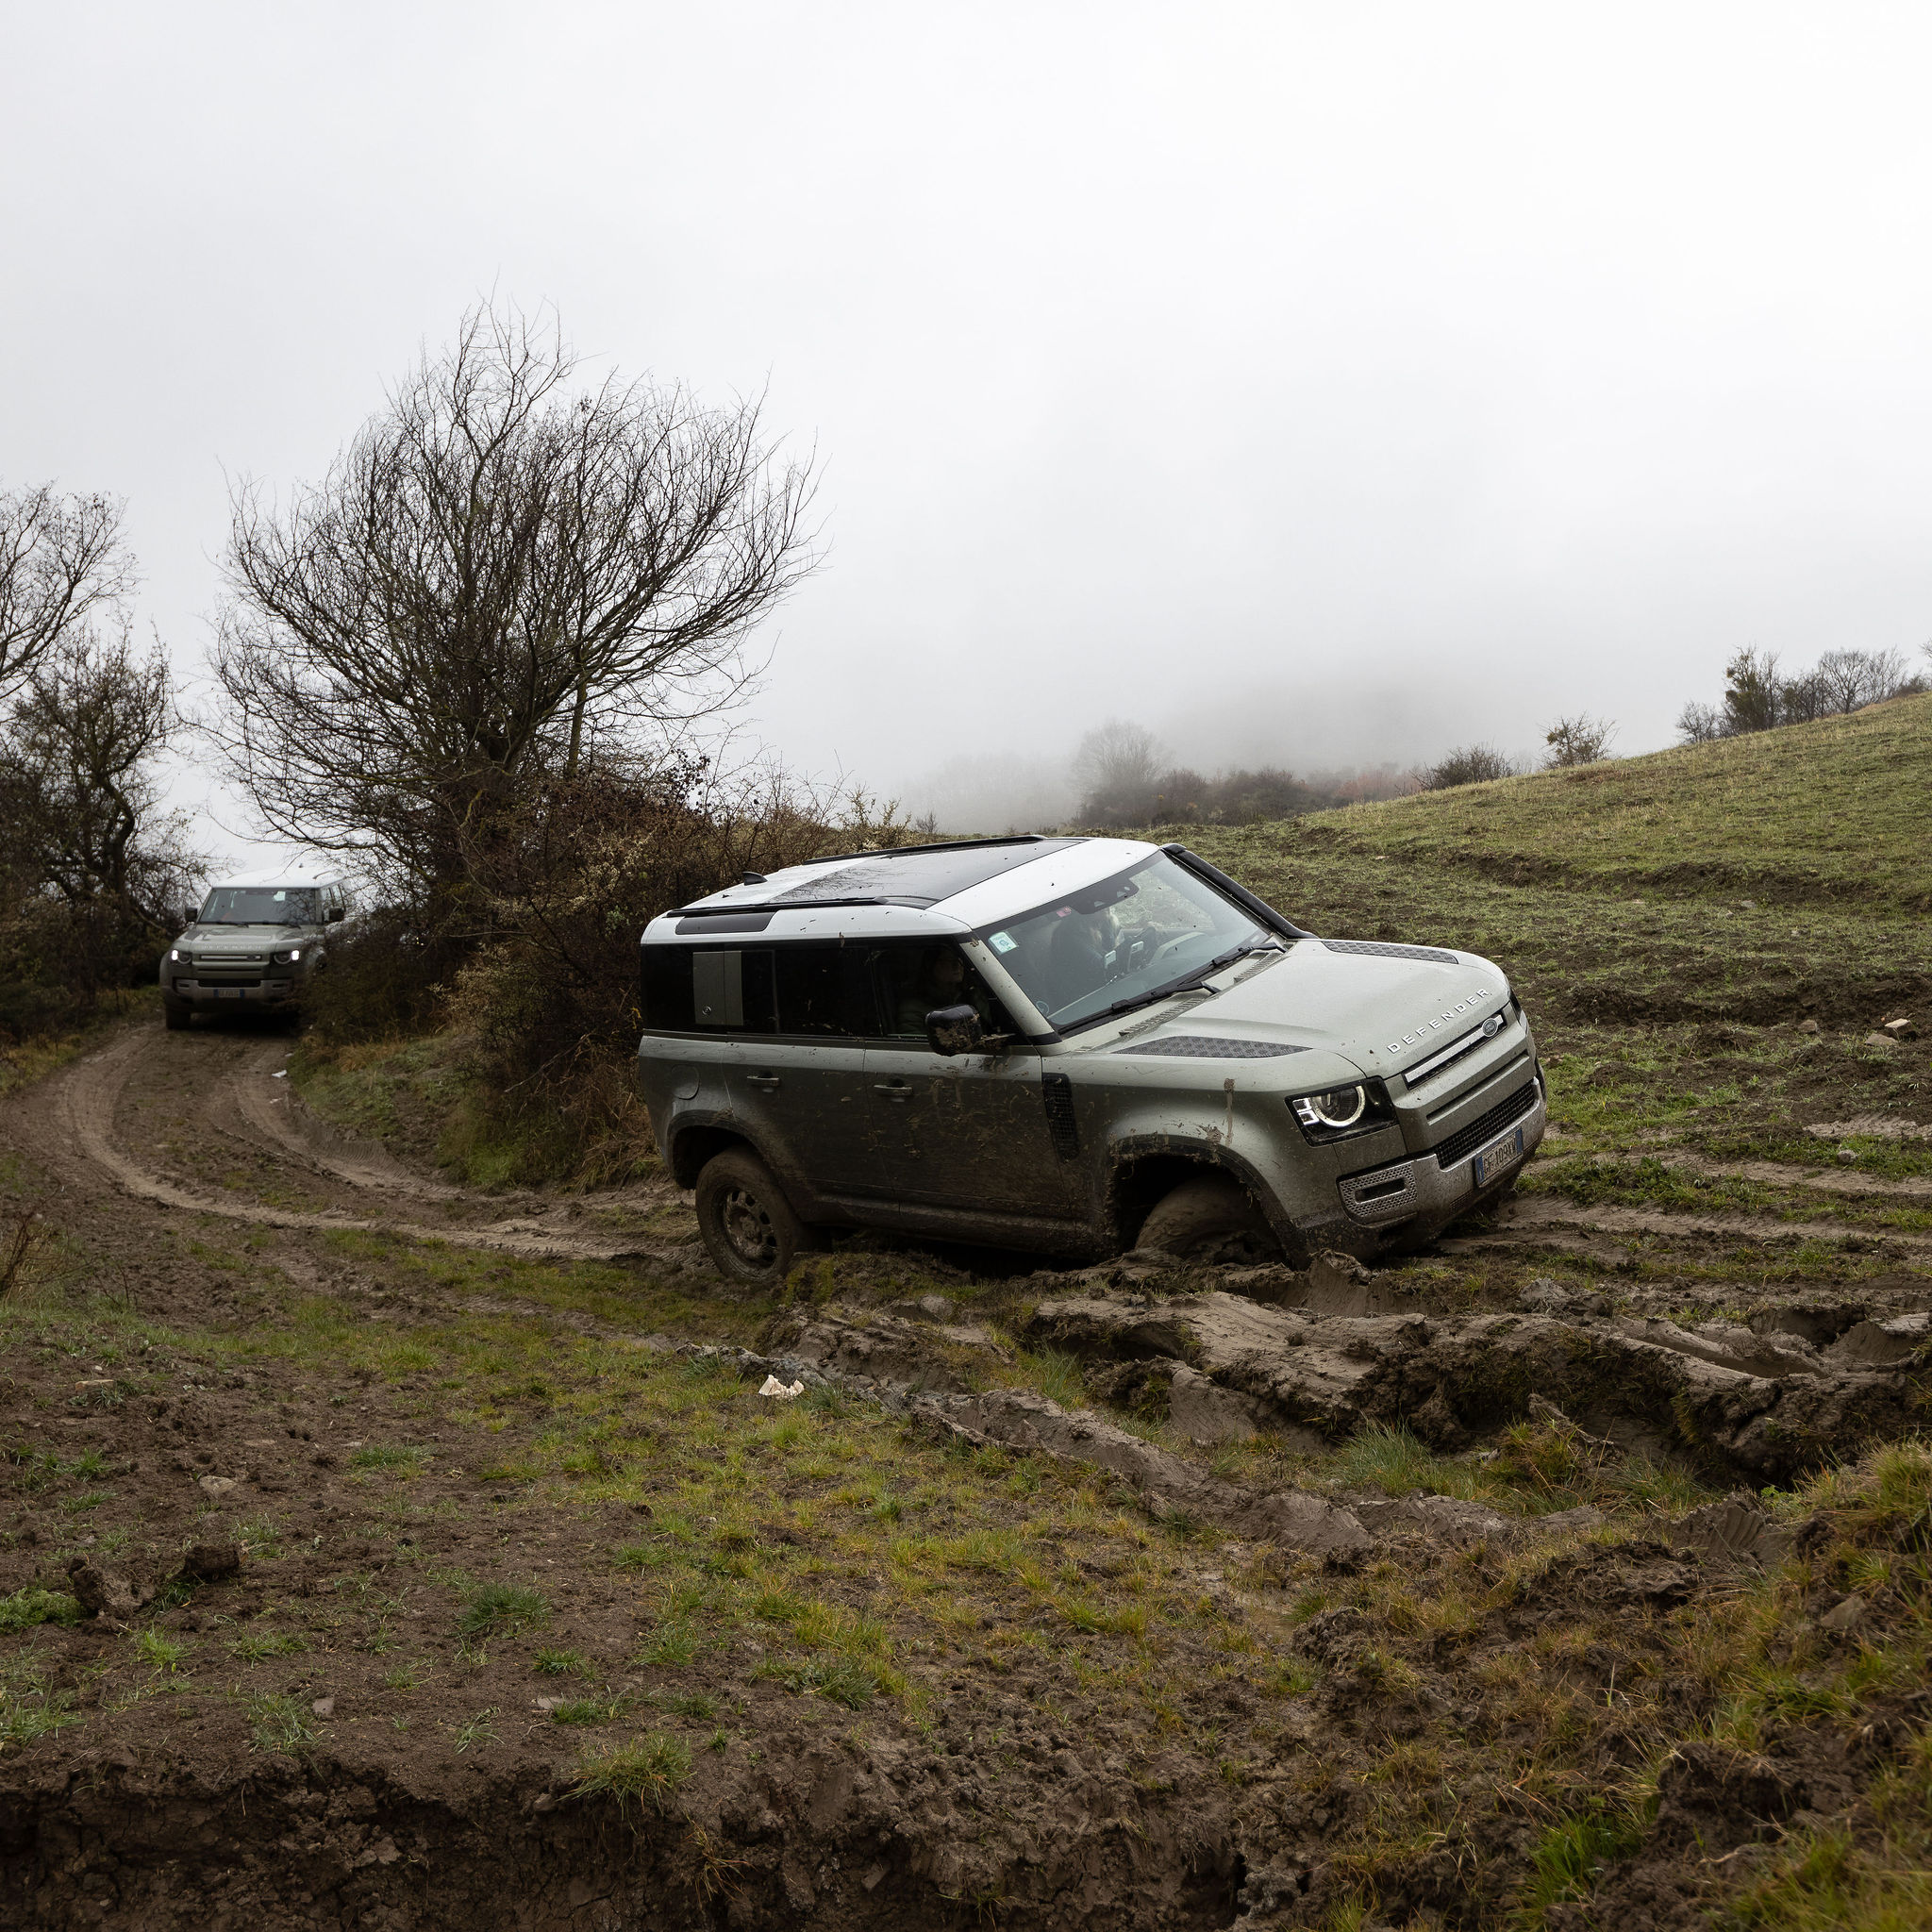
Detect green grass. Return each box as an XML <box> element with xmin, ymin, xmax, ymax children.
<box><xmin>1222</xmin><ymin>690</ymin><xmax>1932</xmax><ymax>917</ymax></box>
<box><xmin>247</xmin><ymin>1692</ymin><xmax>317</xmax><ymax>1756</ymax></box>
<box><xmin>0</xmin><ymin>1589</ymin><xmax>83</xmax><ymax>1635</ymax></box>
<box><xmin>457</xmin><ymin>1581</ymin><xmax>549</xmax><ymax>1641</ymax></box>
<box><xmin>571</xmin><ymin>1732</ymin><xmax>693</xmax><ymax>1812</ymax></box>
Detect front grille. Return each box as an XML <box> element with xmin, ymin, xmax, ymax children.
<box><xmin>1041</xmin><ymin>1074</ymin><xmax>1079</xmax><ymax>1159</ymax></box>
<box><xmin>1432</xmin><ymin>1079</ymin><xmax>1540</xmax><ymax>1168</ymax></box>
<box><xmin>1324</xmin><ymin>940</ymin><xmax>1458</xmax><ymax>965</ymax></box>
<box><xmin>1113</xmin><ymin>1036</ymin><xmax>1307</xmax><ymax>1058</ymax></box>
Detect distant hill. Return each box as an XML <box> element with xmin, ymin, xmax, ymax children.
<box><xmin>1275</xmin><ymin>691</ymin><xmax>1932</xmax><ymax>916</ymax></box>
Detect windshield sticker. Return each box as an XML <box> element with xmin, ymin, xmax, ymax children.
<box><xmin>989</xmin><ymin>931</ymin><xmax>1018</xmax><ymax>954</ymax></box>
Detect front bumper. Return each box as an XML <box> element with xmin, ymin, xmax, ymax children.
<box><xmin>168</xmin><ymin>978</ymin><xmax>300</xmax><ymax>1006</ymax></box>
<box><xmin>1336</xmin><ymin>1073</ymin><xmax>1546</xmax><ymax>1232</ymax></box>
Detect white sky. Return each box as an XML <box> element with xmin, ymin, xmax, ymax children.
<box><xmin>6</xmin><ymin>2</ymin><xmax>1932</xmax><ymax>858</ymax></box>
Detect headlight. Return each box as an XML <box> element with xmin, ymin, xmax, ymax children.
<box><xmin>272</xmin><ymin>947</ymin><xmax>302</xmax><ymax>965</ymax></box>
<box><xmin>168</xmin><ymin>949</ymin><xmax>184</xmax><ymax>962</ymax></box>
<box><xmin>1290</xmin><ymin>1080</ymin><xmax>1397</xmax><ymax>1142</ymax></box>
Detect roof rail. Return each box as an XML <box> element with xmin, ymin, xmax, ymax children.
<box><xmin>796</xmin><ymin>832</ymin><xmax>1052</xmax><ymax>868</ymax></box>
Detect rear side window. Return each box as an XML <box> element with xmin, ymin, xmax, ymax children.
<box><xmin>641</xmin><ymin>943</ymin><xmax>876</xmax><ymax>1037</ymax></box>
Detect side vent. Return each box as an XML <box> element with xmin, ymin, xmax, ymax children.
<box><xmin>1041</xmin><ymin>1074</ymin><xmax>1080</xmax><ymax>1160</ymax></box>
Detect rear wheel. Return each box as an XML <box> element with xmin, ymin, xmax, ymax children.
<box><xmin>1136</xmin><ymin>1173</ymin><xmax>1278</xmax><ymax>1262</ymax></box>
<box><xmin>694</xmin><ymin>1148</ymin><xmax>805</xmax><ymax>1290</ymax></box>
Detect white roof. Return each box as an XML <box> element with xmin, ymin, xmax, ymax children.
<box><xmin>208</xmin><ymin>868</ymin><xmax>340</xmax><ymax>890</ymax></box>
<box><xmin>644</xmin><ymin>837</ymin><xmax>1157</xmax><ymax>943</ymax></box>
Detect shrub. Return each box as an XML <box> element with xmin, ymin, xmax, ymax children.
<box><xmin>1417</xmin><ymin>743</ymin><xmax>1518</xmax><ymax>791</ymax></box>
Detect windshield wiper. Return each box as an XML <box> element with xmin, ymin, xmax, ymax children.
<box><xmin>1085</xmin><ymin>936</ymin><xmax>1283</xmax><ymax>1027</ymax></box>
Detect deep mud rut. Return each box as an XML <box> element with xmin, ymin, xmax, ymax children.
<box><xmin>3</xmin><ymin>1016</ymin><xmax>1929</xmax><ymax>1930</ymax></box>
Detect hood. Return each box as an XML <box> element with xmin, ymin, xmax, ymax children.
<box><xmin>1142</xmin><ymin>938</ymin><xmax>1510</xmax><ymax>1081</ymax></box>
<box><xmin>179</xmin><ymin>923</ymin><xmax>310</xmax><ymax>947</ymax></box>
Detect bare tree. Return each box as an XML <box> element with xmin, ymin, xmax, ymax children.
<box><xmin>1072</xmin><ymin>719</ymin><xmax>1168</xmax><ymax>822</ymax></box>
<box><xmin>211</xmin><ymin>305</ymin><xmax>819</xmax><ymax>899</ymax></box>
<box><xmin>0</xmin><ymin>485</ymin><xmax>134</xmax><ymax>702</ymax></box>
<box><xmin>1541</xmin><ymin>714</ymin><xmax>1618</xmax><ymax>768</ymax></box>
<box><xmin>0</xmin><ymin>623</ymin><xmax>199</xmax><ymax>924</ymax></box>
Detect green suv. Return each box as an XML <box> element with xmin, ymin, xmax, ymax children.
<box><xmin>159</xmin><ymin>869</ymin><xmax>348</xmax><ymax>1029</ymax></box>
<box><xmin>636</xmin><ymin>836</ymin><xmax>1544</xmax><ymax>1286</ymax></box>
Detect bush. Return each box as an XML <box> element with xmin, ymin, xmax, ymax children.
<box><xmin>1541</xmin><ymin>713</ymin><xmax>1617</xmax><ymax>768</ymax></box>
<box><xmin>1416</xmin><ymin>743</ymin><xmax>1518</xmax><ymax>791</ymax></box>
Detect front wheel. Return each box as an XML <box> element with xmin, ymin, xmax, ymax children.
<box><xmin>162</xmin><ymin>1000</ymin><xmax>192</xmax><ymax>1032</ymax></box>
<box><xmin>693</xmin><ymin>1148</ymin><xmax>805</xmax><ymax>1290</ymax></box>
<box><xmin>1136</xmin><ymin>1173</ymin><xmax>1279</xmax><ymax>1262</ymax></box>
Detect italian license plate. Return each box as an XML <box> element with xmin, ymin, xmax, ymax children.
<box><xmin>1472</xmin><ymin>1124</ymin><xmax>1524</xmax><ymax>1185</ymax></box>
<box><xmin>216</xmin><ymin>987</ymin><xmax>244</xmax><ymax>1000</ymax></box>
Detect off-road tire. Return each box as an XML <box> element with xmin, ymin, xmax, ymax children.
<box><xmin>1136</xmin><ymin>1173</ymin><xmax>1277</xmax><ymax>1261</ymax></box>
<box><xmin>694</xmin><ymin>1148</ymin><xmax>805</xmax><ymax>1289</ymax></box>
<box><xmin>162</xmin><ymin>1001</ymin><xmax>192</xmax><ymax>1032</ymax></box>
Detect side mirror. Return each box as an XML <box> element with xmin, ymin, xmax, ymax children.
<box><xmin>925</xmin><ymin>1004</ymin><xmax>984</xmax><ymax>1057</ymax></box>
<box><xmin>327</xmin><ymin>907</ymin><xmax>345</xmax><ymax>924</ymax></box>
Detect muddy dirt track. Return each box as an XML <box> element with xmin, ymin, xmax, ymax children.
<box><xmin>3</xmin><ymin>1016</ymin><xmax>1931</xmax><ymax>1930</ymax></box>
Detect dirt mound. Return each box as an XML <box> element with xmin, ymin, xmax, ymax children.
<box><xmin>1024</xmin><ymin>1286</ymin><xmax>1927</xmax><ymax>1481</ymax></box>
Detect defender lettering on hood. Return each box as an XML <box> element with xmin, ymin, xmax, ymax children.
<box><xmin>1388</xmin><ymin>988</ymin><xmax>1492</xmax><ymax>1052</ymax></box>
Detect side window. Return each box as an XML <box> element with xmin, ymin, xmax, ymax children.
<box><xmin>869</xmin><ymin>942</ymin><xmax>1017</xmax><ymax>1041</ymax></box>
<box><xmin>641</xmin><ymin>942</ymin><xmax>878</xmax><ymax>1036</ymax></box>
<box><xmin>773</xmin><ymin>944</ymin><xmax>876</xmax><ymax>1037</ymax></box>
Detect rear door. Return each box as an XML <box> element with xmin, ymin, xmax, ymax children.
<box><xmin>714</xmin><ymin>943</ymin><xmax>876</xmax><ymax>1199</ymax></box>
<box><xmin>858</xmin><ymin>941</ymin><xmax>1074</xmax><ymax>1217</ymax></box>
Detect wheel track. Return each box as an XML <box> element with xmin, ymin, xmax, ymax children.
<box><xmin>58</xmin><ymin>1026</ymin><xmax>680</xmax><ymax>1266</ymax></box>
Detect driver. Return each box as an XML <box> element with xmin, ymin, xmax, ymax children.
<box><xmin>1045</xmin><ymin>906</ymin><xmax>1113</xmax><ymax>1010</ymax></box>
<box><xmin>895</xmin><ymin>946</ymin><xmax>982</xmax><ymax>1033</ymax></box>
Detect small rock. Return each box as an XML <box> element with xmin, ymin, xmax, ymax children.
<box><xmin>1796</xmin><ymin>1018</ymin><xmax>1820</xmax><ymax>1035</ymax></box>
<box><xmin>534</xmin><ymin>1696</ymin><xmax>566</xmax><ymax>1712</ymax></box>
<box><xmin>1740</xmin><ymin>899</ymin><xmax>1756</xmax><ymax>908</ymax></box>
<box><xmin>1884</xmin><ymin>1017</ymin><xmax>1915</xmax><ymax>1037</ymax></box>
<box><xmin>1838</xmin><ymin>1148</ymin><xmax>1859</xmax><ymax>1165</ymax></box>
<box><xmin>196</xmin><ymin>1474</ymin><xmax>240</xmax><ymax>1498</ymax></box>
<box><xmin>1820</xmin><ymin>1593</ymin><xmax>1866</xmax><ymax>1633</ymax></box>
<box><xmin>757</xmin><ymin>1375</ymin><xmax>805</xmax><ymax>1400</ymax></box>
<box><xmin>1864</xmin><ymin>1032</ymin><xmax>1901</xmax><ymax>1053</ymax></box>
<box><xmin>310</xmin><ymin>1696</ymin><xmax>335</xmax><ymax>1719</ymax></box>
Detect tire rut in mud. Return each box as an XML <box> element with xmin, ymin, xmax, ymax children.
<box><xmin>58</xmin><ymin>1024</ymin><xmax>678</xmax><ymax>1267</ymax></box>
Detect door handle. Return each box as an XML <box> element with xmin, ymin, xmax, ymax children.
<box><xmin>746</xmin><ymin>1073</ymin><xmax>782</xmax><ymax>1091</ymax></box>
<box><xmin>874</xmin><ymin>1080</ymin><xmax>912</xmax><ymax>1100</ymax></box>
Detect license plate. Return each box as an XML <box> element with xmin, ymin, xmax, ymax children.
<box><xmin>1472</xmin><ymin>1124</ymin><xmax>1524</xmax><ymax>1185</ymax></box>
<box><xmin>216</xmin><ymin>988</ymin><xmax>244</xmax><ymax>1000</ymax></box>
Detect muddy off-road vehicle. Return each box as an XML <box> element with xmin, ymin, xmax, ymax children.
<box><xmin>636</xmin><ymin>836</ymin><xmax>1545</xmax><ymax>1285</ymax></box>
<box><xmin>158</xmin><ymin>868</ymin><xmax>349</xmax><ymax>1029</ymax></box>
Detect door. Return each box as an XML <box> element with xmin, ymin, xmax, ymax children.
<box><xmin>858</xmin><ymin>941</ymin><xmax>1074</xmax><ymax>1217</ymax></box>
<box><xmin>711</xmin><ymin>943</ymin><xmax>875</xmax><ymax>1199</ymax></box>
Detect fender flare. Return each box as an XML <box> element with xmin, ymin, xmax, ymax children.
<box><xmin>1105</xmin><ymin>1131</ymin><xmax>1311</xmax><ymax>1262</ymax></box>
<box><xmin>666</xmin><ymin>1108</ymin><xmax>808</xmax><ymax>1206</ymax></box>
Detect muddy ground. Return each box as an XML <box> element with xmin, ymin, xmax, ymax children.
<box><xmin>1</xmin><ymin>1007</ymin><xmax>1929</xmax><ymax>1929</ymax></box>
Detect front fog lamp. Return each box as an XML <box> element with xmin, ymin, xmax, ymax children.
<box><xmin>271</xmin><ymin>947</ymin><xmax>302</xmax><ymax>965</ymax></box>
<box><xmin>1294</xmin><ymin>1085</ymin><xmax>1367</xmax><ymax>1130</ymax></box>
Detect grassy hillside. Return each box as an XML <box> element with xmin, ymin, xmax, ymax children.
<box><xmin>1273</xmin><ymin>691</ymin><xmax>1932</xmax><ymax>915</ymax></box>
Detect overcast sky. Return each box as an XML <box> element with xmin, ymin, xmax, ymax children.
<box><xmin>7</xmin><ymin>2</ymin><xmax>1932</xmax><ymax>856</ymax></box>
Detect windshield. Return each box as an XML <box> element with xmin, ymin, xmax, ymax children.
<box><xmin>198</xmin><ymin>886</ymin><xmax>322</xmax><ymax>926</ymax></box>
<box><xmin>982</xmin><ymin>853</ymin><xmax>1271</xmax><ymax>1030</ymax></box>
